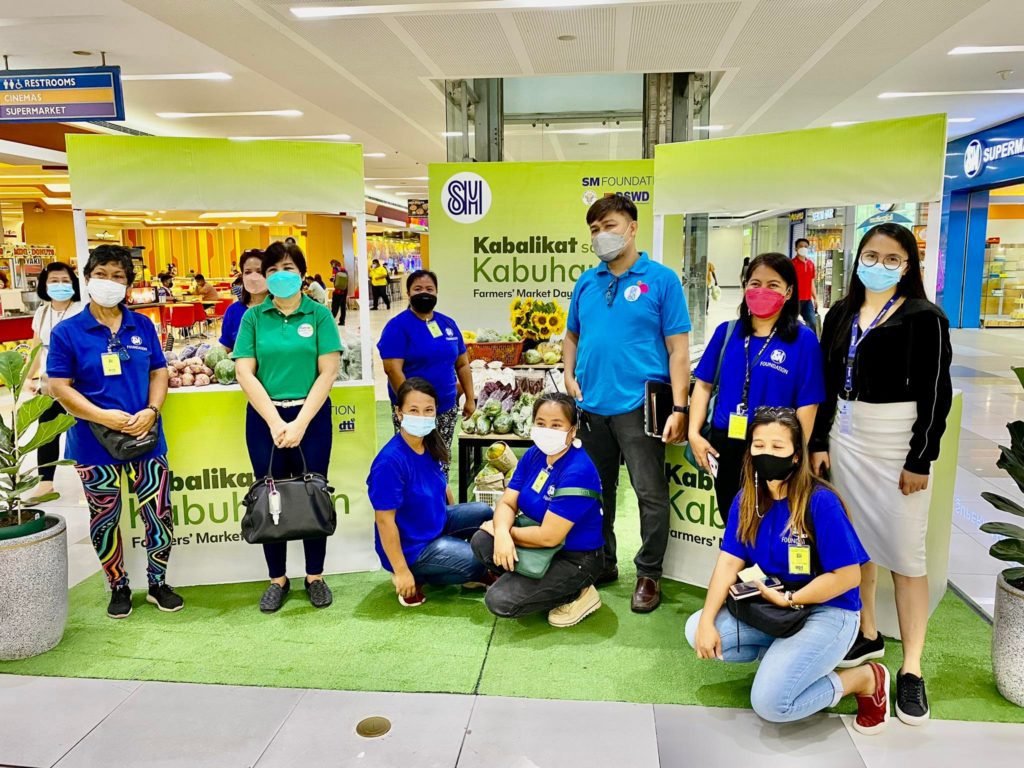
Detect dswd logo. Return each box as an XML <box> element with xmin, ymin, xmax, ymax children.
<box><xmin>964</xmin><ymin>139</ymin><xmax>983</xmax><ymax>179</ymax></box>
<box><xmin>442</xmin><ymin>172</ymin><xmax>491</xmax><ymax>223</ymax></box>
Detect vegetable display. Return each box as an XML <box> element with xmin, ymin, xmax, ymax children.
<box><xmin>166</xmin><ymin>348</ymin><xmax>236</xmax><ymax>389</ymax></box>
<box><xmin>214</xmin><ymin>359</ymin><xmax>237</xmax><ymax>385</ymax></box>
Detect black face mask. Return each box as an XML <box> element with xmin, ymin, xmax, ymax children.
<box><xmin>410</xmin><ymin>293</ymin><xmax>438</xmax><ymax>314</ymax></box>
<box><xmin>752</xmin><ymin>452</ymin><xmax>797</xmax><ymax>482</ymax></box>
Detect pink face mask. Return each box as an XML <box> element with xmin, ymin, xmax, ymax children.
<box><xmin>745</xmin><ymin>287</ymin><xmax>787</xmax><ymax>318</ymax></box>
<box><xmin>243</xmin><ymin>273</ymin><xmax>266</xmax><ymax>294</ymax></box>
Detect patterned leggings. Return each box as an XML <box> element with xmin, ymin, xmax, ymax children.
<box><xmin>76</xmin><ymin>455</ymin><xmax>173</xmax><ymax>589</ymax></box>
<box><xmin>392</xmin><ymin>405</ymin><xmax>459</xmax><ymax>477</ymax></box>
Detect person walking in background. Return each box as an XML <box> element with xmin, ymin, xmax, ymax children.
<box><xmin>25</xmin><ymin>261</ymin><xmax>85</xmax><ymax>502</ymax></box>
<box><xmin>47</xmin><ymin>245</ymin><xmax>182</xmax><ymax>619</ymax></box>
<box><xmin>233</xmin><ymin>241</ymin><xmax>343</xmax><ymax>614</ymax></box>
<box><xmin>370</xmin><ymin>259</ymin><xmax>391</xmax><ymax>310</ymax></box>
<box><xmin>686</xmin><ymin>408</ymin><xmax>888</xmax><ymax>734</ymax></box>
<box><xmin>563</xmin><ymin>195</ymin><xmax>691</xmax><ymax>613</ymax></box>
<box><xmin>331</xmin><ymin>261</ymin><xmax>349</xmax><ymax>325</ymax></box>
<box><xmin>740</xmin><ymin>257</ymin><xmax>751</xmax><ymax>284</ymax></box>
<box><xmin>219</xmin><ymin>249</ymin><xmax>265</xmax><ymax>353</ymax></box>
<box><xmin>688</xmin><ymin>252</ymin><xmax>824</xmax><ymax>516</ymax></box>
<box><xmin>810</xmin><ymin>222</ymin><xmax>953</xmax><ymax>725</ymax></box>
<box><xmin>792</xmin><ymin>238</ymin><xmax>818</xmax><ymax>332</ymax></box>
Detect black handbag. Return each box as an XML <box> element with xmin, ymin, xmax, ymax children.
<box><xmin>684</xmin><ymin>320</ymin><xmax>737</xmax><ymax>467</ymax></box>
<box><xmin>241</xmin><ymin>447</ymin><xmax>337</xmax><ymax>544</ymax></box>
<box><xmin>88</xmin><ymin>421</ymin><xmax>160</xmax><ymax>461</ymax></box>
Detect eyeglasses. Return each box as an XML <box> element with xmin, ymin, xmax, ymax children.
<box><xmin>107</xmin><ymin>338</ymin><xmax>130</xmax><ymax>362</ymax></box>
<box><xmin>859</xmin><ymin>252</ymin><xmax>906</xmax><ymax>271</ymax></box>
<box><xmin>605</xmin><ymin>276</ymin><xmax>619</xmax><ymax>307</ymax></box>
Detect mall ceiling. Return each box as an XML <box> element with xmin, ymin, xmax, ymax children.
<box><xmin>3</xmin><ymin>0</ymin><xmax>1024</xmax><ymax>190</ymax></box>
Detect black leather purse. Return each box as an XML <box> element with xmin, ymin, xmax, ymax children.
<box><xmin>241</xmin><ymin>447</ymin><xmax>337</xmax><ymax>544</ymax></box>
<box><xmin>88</xmin><ymin>422</ymin><xmax>160</xmax><ymax>461</ymax></box>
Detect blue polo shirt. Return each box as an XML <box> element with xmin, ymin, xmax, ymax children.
<box><xmin>508</xmin><ymin>445</ymin><xmax>604</xmax><ymax>552</ymax></box>
<box><xmin>721</xmin><ymin>488</ymin><xmax>869</xmax><ymax>612</ymax></box>
<box><xmin>219</xmin><ymin>300</ymin><xmax>247</xmax><ymax>350</ymax></box>
<box><xmin>377</xmin><ymin>309</ymin><xmax>466</xmax><ymax>412</ymax></box>
<box><xmin>694</xmin><ymin>322</ymin><xmax>825</xmax><ymax>430</ymax></box>
<box><xmin>367</xmin><ymin>434</ymin><xmax>448</xmax><ymax>572</ymax></box>
<box><xmin>567</xmin><ymin>253</ymin><xmax>691</xmax><ymax>416</ymax></box>
<box><xmin>47</xmin><ymin>305</ymin><xmax>168</xmax><ymax>466</ymax></box>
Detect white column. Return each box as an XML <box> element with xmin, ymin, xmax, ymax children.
<box><xmin>71</xmin><ymin>207</ymin><xmax>89</xmax><ymax>281</ymax></box>
<box><xmin>355</xmin><ymin>213</ymin><xmax>371</xmax><ymax>383</ymax></box>
<box><xmin>923</xmin><ymin>200</ymin><xmax>942</xmax><ymax>302</ymax></box>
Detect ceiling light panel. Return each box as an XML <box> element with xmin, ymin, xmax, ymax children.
<box><xmin>949</xmin><ymin>45</ymin><xmax>1024</xmax><ymax>55</ymax></box>
<box><xmin>156</xmin><ymin>110</ymin><xmax>303</xmax><ymax>118</ymax></box>
<box><xmin>122</xmin><ymin>72</ymin><xmax>232</xmax><ymax>81</ymax></box>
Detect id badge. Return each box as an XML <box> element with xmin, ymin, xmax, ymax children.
<box><xmin>426</xmin><ymin>320</ymin><xmax>443</xmax><ymax>338</ymax></box>
<box><xmin>728</xmin><ymin>411</ymin><xmax>749</xmax><ymax>441</ymax></box>
<box><xmin>531</xmin><ymin>468</ymin><xmax>550</xmax><ymax>494</ymax></box>
<box><xmin>838</xmin><ymin>400</ymin><xmax>853</xmax><ymax>436</ymax></box>
<box><xmin>789</xmin><ymin>544</ymin><xmax>811</xmax><ymax>575</ymax></box>
<box><xmin>101</xmin><ymin>353</ymin><xmax>123</xmax><ymax>377</ymax></box>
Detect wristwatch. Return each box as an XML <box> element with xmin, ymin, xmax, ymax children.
<box><xmin>672</xmin><ymin>405</ymin><xmax>690</xmax><ymax>415</ymax></box>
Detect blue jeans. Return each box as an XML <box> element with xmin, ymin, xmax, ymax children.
<box><xmin>799</xmin><ymin>300</ymin><xmax>818</xmax><ymax>333</ymax></box>
<box><xmin>409</xmin><ymin>502</ymin><xmax>493</xmax><ymax>586</ymax></box>
<box><xmin>685</xmin><ymin>605</ymin><xmax>859</xmax><ymax>723</ymax></box>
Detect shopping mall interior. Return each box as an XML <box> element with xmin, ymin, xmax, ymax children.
<box><xmin>2</xmin><ymin>2</ymin><xmax>1024</xmax><ymax>766</ymax></box>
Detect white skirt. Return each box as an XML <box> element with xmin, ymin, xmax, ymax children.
<box><xmin>829</xmin><ymin>400</ymin><xmax>931</xmax><ymax>577</ymax></box>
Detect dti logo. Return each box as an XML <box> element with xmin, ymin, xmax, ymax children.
<box><xmin>442</xmin><ymin>172</ymin><xmax>491</xmax><ymax>223</ymax></box>
<box><xmin>964</xmin><ymin>139</ymin><xmax>983</xmax><ymax>179</ymax></box>
<box><xmin>771</xmin><ymin>349</ymin><xmax>786</xmax><ymax>365</ymax></box>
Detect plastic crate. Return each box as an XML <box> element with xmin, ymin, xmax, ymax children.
<box><xmin>466</xmin><ymin>341</ymin><xmax>523</xmax><ymax>367</ymax></box>
<box><xmin>474</xmin><ymin>489</ymin><xmax>505</xmax><ymax>509</ymax></box>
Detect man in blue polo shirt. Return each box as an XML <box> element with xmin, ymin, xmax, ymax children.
<box><xmin>564</xmin><ymin>195</ymin><xmax>691</xmax><ymax>613</ymax></box>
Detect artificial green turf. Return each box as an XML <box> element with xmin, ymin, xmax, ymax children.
<box><xmin>1</xmin><ymin>404</ymin><xmax>1020</xmax><ymax>723</ymax></box>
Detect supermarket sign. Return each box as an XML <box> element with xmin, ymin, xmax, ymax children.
<box><xmin>0</xmin><ymin>66</ymin><xmax>124</xmax><ymax>122</ymax></box>
<box><xmin>964</xmin><ymin>136</ymin><xmax>1024</xmax><ymax>179</ymax></box>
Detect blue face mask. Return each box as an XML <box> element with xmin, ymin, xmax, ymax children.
<box><xmin>47</xmin><ymin>284</ymin><xmax>75</xmax><ymax>302</ymax></box>
<box><xmin>267</xmin><ymin>270</ymin><xmax>302</xmax><ymax>299</ymax></box>
<box><xmin>857</xmin><ymin>262</ymin><xmax>903</xmax><ymax>293</ymax></box>
<box><xmin>401</xmin><ymin>414</ymin><xmax>436</xmax><ymax>438</ymax></box>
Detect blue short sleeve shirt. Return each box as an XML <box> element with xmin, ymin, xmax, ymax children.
<box><xmin>507</xmin><ymin>445</ymin><xmax>604</xmax><ymax>552</ymax></box>
<box><xmin>218</xmin><ymin>301</ymin><xmax>247</xmax><ymax>350</ymax></box>
<box><xmin>377</xmin><ymin>309</ymin><xmax>466</xmax><ymax>412</ymax></box>
<box><xmin>367</xmin><ymin>434</ymin><xmax>448</xmax><ymax>571</ymax></box>
<box><xmin>46</xmin><ymin>305</ymin><xmax>168</xmax><ymax>466</ymax></box>
<box><xmin>694</xmin><ymin>322</ymin><xmax>825</xmax><ymax>430</ymax></box>
<box><xmin>721</xmin><ymin>488</ymin><xmax>869</xmax><ymax>611</ymax></box>
<box><xmin>567</xmin><ymin>253</ymin><xmax>691</xmax><ymax>416</ymax></box>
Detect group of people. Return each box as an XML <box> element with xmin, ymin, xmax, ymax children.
<box><xmin>29</xmin><ymin>195</ymin><xmax>952</xmax><ymax>733</ymax></box>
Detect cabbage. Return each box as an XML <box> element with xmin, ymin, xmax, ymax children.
<box><xmin>543</xmin><ymin>351</ymin><xmax>560</xmax><ymax>365</ymax></box>
<box><xmin>462</xmin><ymin>416</ymin><xmax>476</xmax><ymax>435</ymax></box>
<box><xmin>493</xmin><ymin>414</ymin><xmax>512</xmax><ymax>434</ymax></box>
<box><xmin>483</xmin><ymin>399</ymin><xmax>503</xmax><ymax>418</ymax></box>
<box><xmin>214</xmin><ymin>359</ymin><xmax>236</xmax><ymax>385</ymax></box>
<box><xmin>475</xmin><ymin>416</ymin><xmax>492</xmax><ymax>435</ymax></box>
<box><xmin>205</xmin><ymin>347</ymin><xmax>229</xmax><ymax>369</ymax></box>
<box><xmin>523</xmin><ymin>349</ymin><xmax>542</xmax><ymax>365</ymax></box>
<box><xmin>475</xmin><ymin>328</ymin><xmax>502</xmax><ymax>343</ymax></box>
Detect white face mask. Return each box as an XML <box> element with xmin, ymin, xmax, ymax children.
<box><xmin>796</xmin><ymin>247</ymin><xmax>810</xmax><ymax>257</ymax></box>
<box><xmin>531</xmin><ymin>425</ymin><xmax>571</xmax><ymax>456</ymax></box>
<box><xmin>86</xmin><ymin>278</ymin><xmax>127</xmax><ymax>307</ymax></box>
<box><xmin>592</xmin><ymin>232</ymin><xmax>628</xmax><ymax>263</ymax></box>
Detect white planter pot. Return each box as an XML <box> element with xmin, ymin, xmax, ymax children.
<box><xmin>0</xmin><ymin>514</ymin><xmax>68</xmax><ymax>660</ymax></box>
<box><xmin>993</xmin><ymin>571</ymin><xmax>1024</xmax><ymax>708</ymax></box>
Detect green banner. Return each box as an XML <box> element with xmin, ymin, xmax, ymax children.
<box><xmin>428</xmin><ymin>160</ymin><xmax>654</xmax><ymax>332</ymax></box>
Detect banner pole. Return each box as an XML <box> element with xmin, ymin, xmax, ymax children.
<box><xmin>653</xmin><ymin>213</ymin><xmax>665</xmax><ymax>264</ymax></box>
<box><xmin>71</xmin><ymin>206</ymin><xmax>89</xmax><ymax>279</ymax></box>
<box><xmin>355</xmin><ymin>212</ymin><xmax>371</xmax><ymax>382</ymax></box>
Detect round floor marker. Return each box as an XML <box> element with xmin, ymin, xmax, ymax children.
<box><xmin>356</xmin><ymin>716</ymin><xmax>392</xmax><ymax>738</ymax></box>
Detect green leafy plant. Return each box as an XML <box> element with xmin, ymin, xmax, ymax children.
<box><xmin>0</xmin><ymin>348</ymin><xmax>76</xmax><ymax>530</ymax></box>
<box><xmin>980</xmin><ymin>366</ymin><xmax>1024</xmax><ymax>590</ymax></box>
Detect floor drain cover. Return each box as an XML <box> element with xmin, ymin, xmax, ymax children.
<box><xmin>356</xmin><ymin>716</ymin><xmax>392</xmax><ymax>738</ymax></box>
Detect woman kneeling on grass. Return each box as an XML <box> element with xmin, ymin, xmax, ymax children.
<box><xmin>368</xmin><ymin>377</ymin><xmax>494</xmax><ymax>606</ymax></box>
<box><xmin>685</xmin><ymin>407</ymin><xmax>890</xmax><ymax>734</ymax></box>
<box><xmin>471</xmin><ymin>393</ymin><xmax>605</xmax><ymax>628</ymax></box>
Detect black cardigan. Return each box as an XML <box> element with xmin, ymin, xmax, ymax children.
<box><xmin>809</xmin><ymin>298</ymin><xmax>953</xmax><ymax>475</ymax></box>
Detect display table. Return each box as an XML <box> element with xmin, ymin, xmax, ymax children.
<box><xmin>457</xmin><ymin>432</ymin><xmax>531</xmax><ymax>503</ymax></box>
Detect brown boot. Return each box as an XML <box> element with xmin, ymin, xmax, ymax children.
<box><xmin>631</xmin><ymin>576</ymin><xmax>661</xmax><ymax>613</ymax></box>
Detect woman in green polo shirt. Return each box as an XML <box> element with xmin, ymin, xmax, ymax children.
<box><xmin>232</xmin><ymin>241</ymin><xmax>343</xmax><ymax>614</ymax></box>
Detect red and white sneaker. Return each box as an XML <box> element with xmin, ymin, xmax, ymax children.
<box><xmin>398</xmin><ymin>588</ymin><xmax>426</xmax><ymax>607</ymax></box>
<box><xmin>854</xmin><ymin>662</ymin><xmax>891</xmax><ymax>735</ymax></box>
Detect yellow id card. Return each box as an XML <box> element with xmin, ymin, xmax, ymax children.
<box><xmin>101</xmin><ymin>353</ymin><xmax>123</xmax><ymax>377</ymax></box>
<box><xmin>728</xmin><ymin>412</ymin><xmax>748</xmax><ymax>441</ymax></box>
<box><xmin>426</xmin><ymin>320</ymin><xmax>443</xmax><ymax>338</ymax></box>
<box><xmin>788</xmin><ymin>544</ymin><xmax>811</xmax><ymax>575</ymax></box>
<box><xmin>531</xmin><ymin>468</ymin><xmax>550</xmax><ymax>494</ymax></box>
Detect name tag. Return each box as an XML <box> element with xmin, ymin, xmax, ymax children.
<box><xmin>531</xmin><ymin>468</ymin><xmax>550</xmax><ymax>494</ymax></box>
<box><xmin>789</xmin><ymin>544</ymin><xmax>811</xmax><ymax>575</ymax></box>
<box><xmin>426</xmin><ymin>320</ymin><xmax>442</xmax><ymax>338</ymax></box>
<box><xmin>838</xmin><ymin>400</ymin><xmax>853</xmax><ymax>436</ymax></box>
<box><xmin>101</xmin><ymin>353</ymin><xmax>122</xmax><ymax>377</ymax></box>
<box><xmin>728</xmin><ymin>411</ymin><xmax>748</xmax><ymax>441</ymax></box>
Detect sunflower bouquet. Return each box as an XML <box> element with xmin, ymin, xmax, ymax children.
<box><xmin>509</xmin><ymin>297</ymin><xmax>568</xmax><ymax>341</ymax></box>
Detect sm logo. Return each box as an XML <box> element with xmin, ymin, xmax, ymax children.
<box><xmin>964</xmin><ymin>139</ymin><xmax>983</xmax><ymax>179</ymax></box>
<box><xmin>582</xmin><ymin>177</ymin><xmax>601</xmax><ymax>187</ymax></box>
<box><xmin>442</xmin><ymin>172</ymin><xmax>492</xmax><ymax>223</ymax></box>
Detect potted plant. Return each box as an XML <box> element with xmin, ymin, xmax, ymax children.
<box><xmin>981</xmin><ymin>366</ymin><xmax>1024</xmax><ymax>707</ymax></box>
<box><xmin>0</xmin><ymin>348</ymin><xmax>76</xmax><ymax>660</ymax></box>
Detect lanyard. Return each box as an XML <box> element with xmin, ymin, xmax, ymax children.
<box><xmin>844</xmin><ymin>294</ymin><xmax>899</xmax><ymax>397</ymax></box>
<box><xmin>741</xmin><ymin>327</ymin><xmax>777</xmax><ymax>411</ymax></box>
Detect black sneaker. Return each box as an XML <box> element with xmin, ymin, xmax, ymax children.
<box><xmin>107</xmin><ymin>586</ymin><xmax>132</xmax><ymax>619</ymax></box>
<box><xmin>260</xmin><ymin>580</ymin><xmax>290</xmax><ymax>613</ymax></box>
<box><xmin>594</xmin><ymin>566</ymin><xmax>619</xmax><ymax>587</ymax></box>
<box><xmin>896</xmin><ymin>670</ymin><xmax>930</xmax><ymax>725</ymax></box>
<box><xmin>839</xmin><ymin>631</ymin><xmax>885</xmax><ymax>668</ymax></box>
<box><xmin>147</xmin><ymin>583</ymin><xmax>184</xmax><ymax>613</ymax></box>
<box><xmin>305</xmin><ymin>578</ymin><xmax>333</xmax><ymax>609</ymax></box>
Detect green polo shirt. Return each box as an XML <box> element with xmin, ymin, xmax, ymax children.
<box><xmin>232</xmin><ymin>295</ymin><xmax>343</xmax><ymax>400</ymax></box>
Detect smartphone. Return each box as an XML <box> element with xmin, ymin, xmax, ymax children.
<box><xmin>707</xmin><ymin>454</ymin><xmax>719</xmax><ymax>478</ymax></box>
<box><xmin>729</xmin><ymin>577</ymin><xmax>783</xmax><ymax>601</ymax></box>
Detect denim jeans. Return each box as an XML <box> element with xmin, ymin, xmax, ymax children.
<box><xmin>799</xmin><ymin>300</ymin><xmax>818</xmax><ymax>334</ymax></box>
<box><xmin>408</xmin><ymin>502</ymin><xmax>493</xmax><ymax>586</ymax></box>
<box><xmin>685</xmin><ymin>605</ymin><xmax>859</xmax><ymax>723</ymax></box>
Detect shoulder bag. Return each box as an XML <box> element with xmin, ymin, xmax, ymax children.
<box><xmin>513</xmin><ymin>486</ymin><xmax>602</xmax><ymax>579</ymax></box>
<box><xmin>241</xmin><ymin>447</ymin><xmax>337</xmax><ymax>544</ymax></box>
<box><xmin>685</xmin><ymin>320</ymin><xmax>737</xmax><ymax>467</ymax></box>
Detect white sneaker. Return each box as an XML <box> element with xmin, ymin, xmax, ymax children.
<box><xmin>548</xmin><ymin>585</ymin><xmax>602</xmax><ymax>628</ymax></box>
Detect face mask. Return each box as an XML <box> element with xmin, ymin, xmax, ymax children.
<box><xmin>857</xmin><ymin>262</ymin><xmax>903</xmax><ymax>293</ymax></box>
<box><xmin>401</xmin><ymin>413</ymin><xmax>436</xmax><ymax>438</ymax></box>
<box><xmin>48</xmin><ymin>284</ymin><xmax>75</xmax><ymax>302</ymax></box>
<box><xmin>753</xmin><ymin>452</ymin><xmax>797</xmax><ymax>482</ymax></box>
<box><xmin>410</xmin><ymin>293</ymin><xmax>438</xmax><ymax>314</ymax></box>
<box><xmin>531</xmin><ymin>425</ymin><xmax>571</xmax><ymax>456</ymax></box>
<box><xmin>243</xmin><ymin>273</ymin><xmax>266</xmax><ymax>294</ymax></box>
<box><xmin>86</xmin><ymin>278</ymin><xmax>126</xmax><ymax>308</ymax></box>
<box><xmin>592</xmin><ymin>232</ymin><xmax>627</xmax><ymax>263</ymax></box>
<box><xmin>796</xmin><ymin>247</ymin><xmax>809</xmax><ymax>257</ymax></box>
<box><xmin>745</xmin><ymin>287</ymin><xmax>787</xmax><ymax>318</ymax></box>
<box><xmin>267</xmin><ymin>271</ymin><xmax>302</xmax><ymax>299</ymax></box>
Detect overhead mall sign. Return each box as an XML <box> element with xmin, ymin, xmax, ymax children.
<box><xmin>0</xmin><ymin>66</ymin><xmax>124</xmax><ymax>122</ymax></box>
<box><xmin>964</xmin><ymin>136</ymin><xmax>1024</xmax><ymax>179</ymax></box>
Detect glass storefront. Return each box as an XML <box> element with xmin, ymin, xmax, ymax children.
<box><xmin>805</xmin><ymin>207</ymin><xmax>847</xmax><ymax>308</ymax></box>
